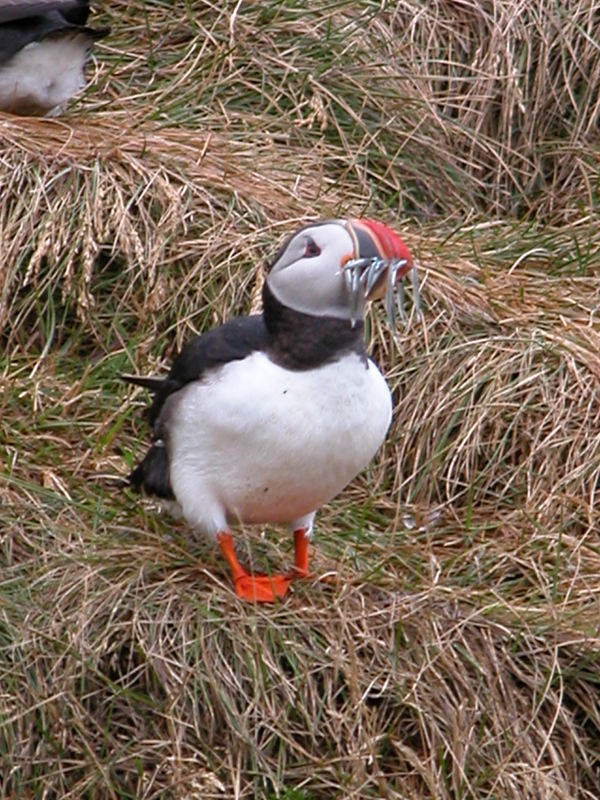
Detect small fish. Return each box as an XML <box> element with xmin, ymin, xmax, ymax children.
<box><xmin>343</xmin><ymin>257</ymin><xmax>421</xmax><ymax>327</ymax></box>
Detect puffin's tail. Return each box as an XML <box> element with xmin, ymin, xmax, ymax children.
<box><xmin>121</xmin><ymin>374</ymin><xmax>164</xmax><ymax>392</ymax></box>
<box><xmin>128</xmin><ymin>440</ymin><xmax>174</xmax><ymax>500</ymax></box>
<box><xmin>123</xmin><ymin>375</ymin><xmax>173</xmax><ymax>498</ymax></box>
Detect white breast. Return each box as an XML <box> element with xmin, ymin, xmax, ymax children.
<box><xmin>163</xmin><ymin>351</ymin><xmax>392</xmax><ymax>538</ymax></box>
<box><xmin>0</xmin><ymin>35</ymin><xmax>90</xmax><ymax>115</ymax></box>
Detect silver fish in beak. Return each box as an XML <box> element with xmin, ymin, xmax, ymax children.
<box><xmin>343</xmin><ymin>218</ymin><xmax>422</xmax><ymax>327</ymax></box>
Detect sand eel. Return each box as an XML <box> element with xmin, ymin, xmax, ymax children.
<box><xmin>124</xmin><ymin>218</ymin><xmax>420</xmax><ymax>602</ymax></box>
<box><xmin>0</xmin><ymin>0</ymin><xmax>108</xmax><ymax>115</ymax></box>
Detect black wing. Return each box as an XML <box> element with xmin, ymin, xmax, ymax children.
<box><xmin>0</xmin><ymin>1</ymin><xmax>107</xmax><ymax>64</ymax></box>
<box><xmin>124</xmin><ymin>314</ymin><xmax>269</xmax><ymax>429</ymax></box>
<box><xmin>0</xmin><ymin>1</ymin><xmax>86</xmax><ymax>25</ymax></box>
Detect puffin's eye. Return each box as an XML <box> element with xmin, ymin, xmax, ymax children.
<box><xmin>304</xmin><ymin>238</ymin><xmax>321</xmax><ymax>258</ymax></box>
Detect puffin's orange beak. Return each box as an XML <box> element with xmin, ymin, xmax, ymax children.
<box><xmin>349</xmin><ymin>218</ymin><xmax>413</xmax><ymax>299</ymax></box>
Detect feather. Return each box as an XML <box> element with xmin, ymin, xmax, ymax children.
<box><xmin>121</xmin><ymin>374</ymin><xmax>164</xmax><ymax>392</ymax></box>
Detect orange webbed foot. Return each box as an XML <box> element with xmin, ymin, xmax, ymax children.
<box><xmin>218</xmin><ymin>530</ymin><xmax>295</xmax><ymax>603</ymax></box>
<box><xmin>234</xmin><ymin>573</ymin><xmax>293</xmax><ymax>603</ymax></box>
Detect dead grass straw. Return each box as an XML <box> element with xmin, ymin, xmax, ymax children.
<box><xmin>1</xmin><ymin>0</ymin><xmax>600</xmax><ymax>797</ymax></box>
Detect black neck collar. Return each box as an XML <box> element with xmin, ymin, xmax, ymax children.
<box><xmin>262</xmin><ymin>281</ymin><xmax>366</xmax><ymax>370</ymax></box>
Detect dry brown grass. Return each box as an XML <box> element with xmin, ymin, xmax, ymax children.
<box><xmin>2</xmin><ymin>1</ymin><xmax>600</xmax><ymax>798</ymax></box>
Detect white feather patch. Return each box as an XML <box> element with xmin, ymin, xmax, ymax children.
<box><xmin>163</xmin><ymin>351</ymin><xmax>392</xmax><ymax>539</ymax></box>
<box><xmin>0</xmin><ymin>34</ymin><xmax>90</xmax><ymax>114</ymax></box>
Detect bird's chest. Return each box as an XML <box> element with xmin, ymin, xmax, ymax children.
<box><xmin>166</xmin><ymin>351</ymin><xmax>392</xmax><ymax>522</ymax></box>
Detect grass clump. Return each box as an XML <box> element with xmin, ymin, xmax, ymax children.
<box><xmin>1</xmin><ymin>0</ymin><xmax>600</xmax><ymax>797</ymax></box>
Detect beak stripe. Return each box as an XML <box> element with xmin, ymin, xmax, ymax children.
<box><xmin>354</xmin><ymin>218</ymin><xmax>413</xmax><ymax>265</ymax></box>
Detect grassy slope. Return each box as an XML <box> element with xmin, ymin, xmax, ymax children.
<box><xmin>1</xmin><ymin>1</ymin><xmax>600</xmax><ymax>797</ymax></box>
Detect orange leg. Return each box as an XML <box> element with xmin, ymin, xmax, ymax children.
<box><xmin>217</xmin><ymin>531</ymin><xmax>293</xmax><ymax>603</ymax></box>
<box><xmin>293</xmin><ymin>527</ymin><xmax>310</xmax><ymax>577</ymax></box>
<box><xmin>293</xmin><ymin>527</ymin><xmax>338</xmax><ymax>586</ymax></box>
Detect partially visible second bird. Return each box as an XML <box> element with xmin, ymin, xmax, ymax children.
<box><xmin>0</xmin><ymin>0</ymin><xmax>107</xmax><ymax>115</ymax></box>
<box><xmin>124</xmin><ymin>218</ymin><xmax>420</xmax><ymax>602</ymax></box>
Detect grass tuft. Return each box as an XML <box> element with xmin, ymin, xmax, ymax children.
<box><xmin>1</xmin><ymin>1</ymin><xmax>600</xmax><ymax>797</ymax></box>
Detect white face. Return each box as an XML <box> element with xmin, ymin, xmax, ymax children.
<box><xmin>266</xmin><ymin>221</ymin><xmax>362</xmax><ymax>321</ymax></box>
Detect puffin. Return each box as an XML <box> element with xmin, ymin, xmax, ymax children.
<box><xmin>124</xmin><ymin>218</ymin><xmax>420</xmax><ymax>602</ymax></box>
<box><xmin>0</xmin><ymin>0</ymin><xmax>108</xmax><ymax>115</ymax></box>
